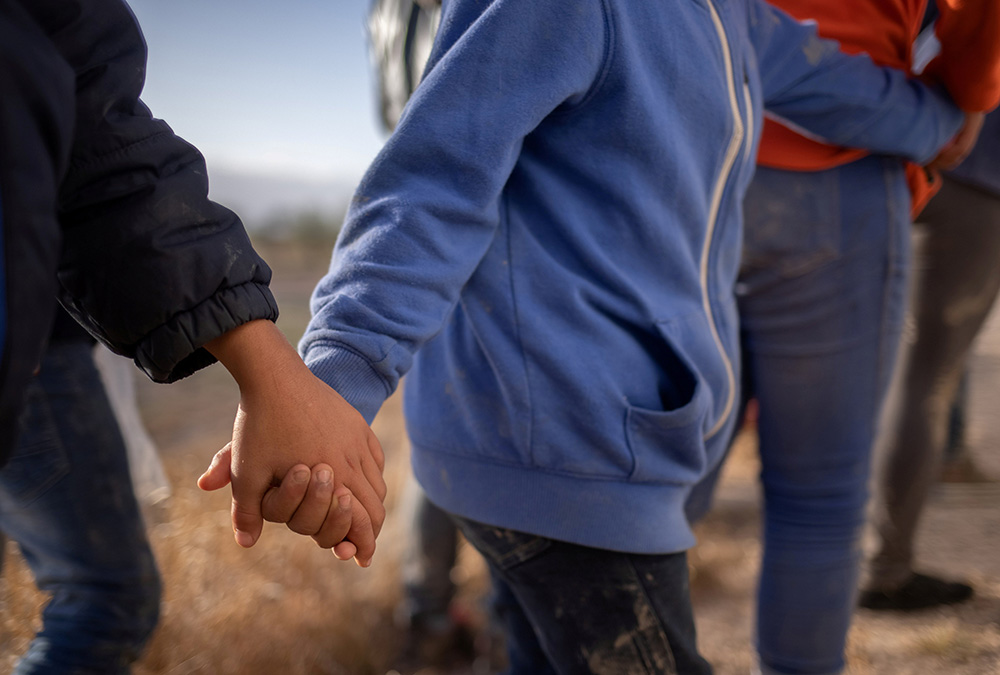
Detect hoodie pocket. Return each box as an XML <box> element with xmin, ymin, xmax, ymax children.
<box><xmin>625</xmin><ymin>313</ymin><xmax>721</xmax><ymax>485</ymax></box>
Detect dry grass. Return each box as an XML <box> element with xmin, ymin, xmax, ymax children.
<box><xmin>2</xmin><ymin>241</ymin><xmax>999</xmax><ymax>674</ymax></box>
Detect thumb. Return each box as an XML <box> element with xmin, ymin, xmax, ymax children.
<box><xmin>198</xmin><ymin>443</ymin><xmax>234</xmax><ymax>491</ymax></box>
<box><xmin>229</xmin><ymin>456</ymin><xmax>269</xmax><ymax>549</ymax></box>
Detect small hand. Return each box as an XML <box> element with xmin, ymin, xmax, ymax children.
<box><xmin>199</xmin><ymin>454</ymin><xmax>370</xmax><ymax>562</ymax></box>
<box><xmin>928</xmin><ymin>111</ymin><xmax>984</xmax><ymax>171</ymax></box>
<box><xmin>260</xmin><ymin>462</ymin><xmax>364</xmax><ymax>560</ymax></box>
<box><xmin>199</xmin><ymin>320</ymin><xmax>387</xmax><ymax>565</ymax></box>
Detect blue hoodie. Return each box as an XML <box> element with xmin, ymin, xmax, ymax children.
<box><xmin>302</xmin><ymin>0</ymin><xmax>961</xmax><ymax>554</ymax></box>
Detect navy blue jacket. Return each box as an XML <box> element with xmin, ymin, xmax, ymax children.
<box><xmin>0</xmin><ymin>0</ymin><xmax>278</xmax><ymax>463</ymax></box>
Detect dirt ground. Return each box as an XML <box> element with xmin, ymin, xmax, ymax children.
<box><xmin>1</xmin><ymin>240</ymin><xmax>999</xmax><ymax>674</ymax></box>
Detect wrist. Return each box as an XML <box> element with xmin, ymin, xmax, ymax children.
<box><xmin>205</xmin><ymin>320</ymin><xmax>308</xmax><ymax>394</ymax></box>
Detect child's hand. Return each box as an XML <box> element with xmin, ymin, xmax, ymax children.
<box><xmin>199</xmin><ymin>320</ymin><xmax>387</xmax><ymax>566</ymax></box>
<box><xmin>928</xmin><ymin>111</ymin><xmax>984</xmax><ymax>171</ymax></box>
<box><xmin>199</xmin><ymin>453</ymin><xmax>373</xmax><ymax>563</ymax></box>
<box><xmin>259</xmin><ymin>462</ymin><xmax>366</xmax><ymax>562</ymax></box>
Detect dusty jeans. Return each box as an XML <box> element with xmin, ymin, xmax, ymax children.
<box><xmin>453</xmin><ymin>516</ymin><xmax>712</xmax><ymax>675</ymax></box>
<box><xmin>712</xmin><ymin>155</ymin><xmax>911</xmax><ymax>675</ymax></box>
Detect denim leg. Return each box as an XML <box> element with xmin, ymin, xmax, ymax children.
<box><xmin>453</xmin><ymin>516</ymin><xmax>712</xmax><ymax>675</ymax></box>
<box><xmin>737</xmin><ymin>157</ymin><xmax>910</xmax><ymax>675</ymax></box>
<box><xmin>485</xmin><ymin>566</ymin><xmax>557</xmax><ymax>675</ymax></box>
<box><xmin>868</xmin><ymin>176</ymin><xmax>1000</xmax><ymax>589</ymax></box>
<box><xmin>0</xmin><ymin>341</ymin><xmax>161</xmax><ymax>675</ymax></box>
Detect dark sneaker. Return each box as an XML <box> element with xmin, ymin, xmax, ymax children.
<box><xmin>859</xmin><ymin>573</ymin><xmax>973</xmax><ymax>611</ymax></box>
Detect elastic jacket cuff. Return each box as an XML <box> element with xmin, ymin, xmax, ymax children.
<box><xmin>135</xmin><ymin>281</ymin><xmax>278</xmax><ymax>383</ymax></box>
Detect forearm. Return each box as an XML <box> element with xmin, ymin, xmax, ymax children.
<box><xmin>302</xmin><ymin>0</ymin><xmax>608</xmax><ymax>416</ymax></box>
<box><xmin>206</xmin><ymin>320</ymin><xmax>309</xmax><ymax>395</ymax></box>
<box><xmin>752</xmin><ymin>0</ymin><xmax>964</xmax><ymax>163</ymax></box>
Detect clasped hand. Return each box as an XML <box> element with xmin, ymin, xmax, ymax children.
<box><xmin>199</xmin><ymin>320</ymin><xmax>387</xmax><ymax>566</ymax></box>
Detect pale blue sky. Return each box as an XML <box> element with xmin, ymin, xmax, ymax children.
<box><xmin>127</xmin><ymin>0</ymin><xmax>386</xmax><ymax>183</ymax></box>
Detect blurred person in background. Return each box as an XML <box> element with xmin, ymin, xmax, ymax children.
<box><xmin>0</xmin><ymin>0</ymin><xmax>389</xmax><ymax>670</ymax></box>
<box><xmin>685</xmin><ymin>1</ymin><xmax>1000</xmax><ymax>673</ymax></box>
<box><xmin>0</xmin><ymin>308</ymin><xmax>162</xmax><ymax>673</ymax></box>
<box><xmin>862</xmin><ymin>106</ymin><xmax>1000</xmax><ymax>611</ymax></box>
<box><xmin>292</xmin><ymin>0</ymin><xmax>967</xmax><ymax>671</ymax></box>
<box><xmin>367</xmin><ymin>0</ymin><xmax>483</xmax><ymax>668</ymax></box>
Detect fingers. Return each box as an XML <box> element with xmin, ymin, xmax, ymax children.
<box><xmin>928</xmin><ymin>147</ymin><xmax>962</xmax><ymax>172</ymax></box>
<box><xmin>253</xmin><ymin>462</ymin><xmax>383</xmax><ymax>563</ymax></box>
<box><xmin>342</xmin><ymin>493</ymin><xmax>377</xmax><ymax>567</ymax></box>
<box><xmin>311</xmin><ymin>487</ymin><xmax>355</xmax><ymax>550</ymax></box>
<box><xmin>366</xmin><ymin>435</ymin><xmax>388</xmax><ymax>502</ymax></box>
<box><xmin>284</xmin><ymin>465</ymin><xmax>336</xmax><ymax>536</ymax></box>
<box><xmin>261</xmin><ymin>464</ymin><xmax>312</xmax><ymax>523</ymax></box>
<box><xmin>229</xmin><ymin>454</ymin><xmax>269</xmax><ymax>549</ymax></box>
<box><xmin>333</xmin><ymin>540</ymin><xmax>358</xmax><ymax>561</ymax></box>
<box><xmin>346</xmin><ymin>473</ymin><xmax>387</xmax><ymax>543</ymax></box>
<box><xmin>200</xmin><ymin>443</ymin><xmax>261</xmax><ymax>547</ymax></box>
<box><xmin>929</xmin><ymin>111</ymin><xmax>984</xmax><ymax>171</ymax></box>
<box><xmin>198</xmin><ymin>443</ymin><xmax>233</xmax><ymax>491</ymax></box>
<box><xmin>286</xmin><ymin>469</ymin><xmax>376</xmax><ymax>563</ymax></box>
<box><xmin>362</xmin><ymin>456</ymin><xmax>387</xmax><ymax>527</ymax></box>
<box><xmin>265</xmin><ymin>466</ymin><xmax>364</xmax><ymax>557</ymax></box>
<box><xmin>231</xmin><ymin>496</ymin><xmax>264</xmax><ymax>548</ymax></box>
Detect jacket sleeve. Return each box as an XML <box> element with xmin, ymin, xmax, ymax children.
<box><xmin>25</xmin><ymin>0</ymin><xmax>278</xmax><ymax>383</ymax></box>
<box><xmin>748</xmin><ymin>0</ymin><xmax>964</xmax><ymax>164</ymax></box>
<box><xmin>299</xmin><ymin>0</ymin><xmax>608</xmax><ymax>422</ymax></box>
<box><xmin>923</xmin><ymin>0</ymin><xmax>1000</xmax><ymax>112</ymax></box>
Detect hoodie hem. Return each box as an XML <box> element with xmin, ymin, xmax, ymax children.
<box><xmin>411</xmin><ymin>443</ymin><xmax>697</xmax><ymax>555</ymax></box>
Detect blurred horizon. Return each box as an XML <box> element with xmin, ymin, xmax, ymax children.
<box><xmin>126</xmin><ymin>0</ymin><xmax>388</xmax><ymax>229</ymax></box>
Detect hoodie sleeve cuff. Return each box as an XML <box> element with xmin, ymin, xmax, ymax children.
<box><xmin>302</xmin><ymin>341</ymin><xmax>392</xmax><ymax>424</ymax></box>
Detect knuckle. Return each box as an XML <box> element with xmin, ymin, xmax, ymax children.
<box><xmin>287</xmin><ymin>515</ymin><xmax>322</xmax><ymax>536</ymax></box>
<box><xmin>373</xmin><ymin>502</ymin><xmax>387</xmax><ymax>527</ymax></box>
<box><xmin>287</xmin><ymin>522</ymin><xmax>312</xmax><ymax>535</ymax></box>
<box><xmin>231</xmin><ymin>503</ymin><xmax>258</xmax><ymax>524</ymax></box>
<box><xmin>322</xmin><ymin>517</ymin><xmax>351</xmax><ymax>542</ymax></box>
<box><xmin>312</xmin><ymin>533</ymin><xmax>335</xmax><ymax>549</ymax></box>
<box><xmin>261</xmin><ymin>500</ymin><xmax>291</xmax><ymax>524</ymax></box>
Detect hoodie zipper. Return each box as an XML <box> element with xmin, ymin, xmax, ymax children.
<box><xmin>743</xmin><ymin>77</ymin><xmax>755</xmax><ymax>165</ymax></box>
<box><xmin>702</xmin><ymin>0</ymin><xmax>745</xmax><ymax>440</ymax></box>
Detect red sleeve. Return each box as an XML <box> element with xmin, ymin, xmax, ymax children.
<box><xmin>923</xmin><ymin>0</ymin><xmax>1000</xmax><ymax>112</ymax></box>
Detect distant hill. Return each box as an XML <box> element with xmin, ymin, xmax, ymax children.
<box><xmin>206</xmin><ymin>167</ymin><xmax>360</xmax><ymax>232</ymax></box>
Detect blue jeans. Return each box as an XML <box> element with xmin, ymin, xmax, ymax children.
<box><xmin>0</xmin><ymin>341</ymin><xmax>161</xmax><ymax>674</ymax></box>
<box><xmin>453</xmin><ymin>516</ymin><xmax>712</xmax><ymax>675</ymax></box>
<box><xmin>742</xmin><ymin>157</ymin><xmax>909</xmax><ymax>674</ymax></box>
<box><xmin>691</xmin><ymin>156</ymin><xmax>910</xmax><ymax>675</ymax></box>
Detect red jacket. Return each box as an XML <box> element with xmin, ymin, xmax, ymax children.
<box><xmin>758</xmin><ymin>0</ymin><xmax>1000</xmax><ymax>214</ymax></box>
